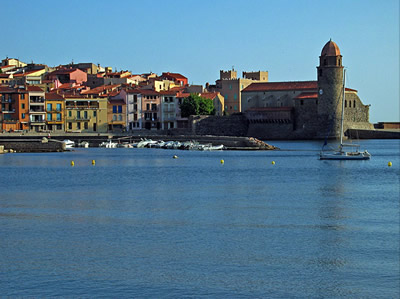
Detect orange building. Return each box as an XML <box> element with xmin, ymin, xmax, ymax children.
<box><xmin>0</xmin><ymin>86</ymin><xmax>29</xmax><ymax>132</ymax></box>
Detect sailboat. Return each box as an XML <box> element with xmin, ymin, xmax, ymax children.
<box><xmin>319</xmin><ymin>69</ymin><xmax>371</xmax><ymax>160</ymax></box>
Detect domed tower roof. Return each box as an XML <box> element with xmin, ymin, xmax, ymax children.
<box><xmin>321</xmin><ymin>39</ymin><xmax>341</xmax><ymax>56</ymax></box>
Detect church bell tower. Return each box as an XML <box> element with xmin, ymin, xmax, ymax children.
<box><xmin>317</xmin><ymin>39</ymin><xmax>344</xmax><ymax>138</ymax></box>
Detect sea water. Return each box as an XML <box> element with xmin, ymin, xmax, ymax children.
<box><xmin>0</xmin><ymin>139</ymin><xmax>399</xmax><ymax>298</ymax></box>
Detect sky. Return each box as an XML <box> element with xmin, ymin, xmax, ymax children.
<box><xmin>2</xmin><ymin>0</ymin><xmax>399</xmax><ymax>123</ymax></box>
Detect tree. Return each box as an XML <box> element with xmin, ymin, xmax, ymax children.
<box><xmin>180</xmin><ymin>94</ymin><xmax>215</xmax><ymax>117</ymax></box>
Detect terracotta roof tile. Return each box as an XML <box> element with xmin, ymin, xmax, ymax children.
<box><xmin>27</xmin><ymin>86</ymin><xmax>44</xmax><ymax>92</ymax></box>
<box><xmin>243</xmin><ymin>81</ymin><xmax>317</xmax><ymax>92</ymax></box>
<box><xmin>45</xmin><ymin>92</ymin><xmax>64</xmax><ymax>100</ymax></box>
<box><xmin>199</xmin><ymin>92</ymin><xmax>220</xmax><ymax>100</ymax></box>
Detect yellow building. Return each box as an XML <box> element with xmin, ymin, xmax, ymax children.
<box><xmin>64</xmin><ymin>96</ymin><xmax>107</xmax><ymax>133</ymax></box>
<box><xmin>45</xmin><ymin>92</ymin><xmax>65</xmax><ymax>132</ymax></box>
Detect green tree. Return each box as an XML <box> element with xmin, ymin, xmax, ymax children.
<box><xmin>180</xmin><ymin>94</ymin><xmax>215</xmax><ymax>117</ymax></box>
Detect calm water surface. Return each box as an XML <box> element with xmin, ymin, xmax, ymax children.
<box><xmin>0</xmin><ymin>139</ymin><xmax>399</xmax><ymax>298</ymax></box>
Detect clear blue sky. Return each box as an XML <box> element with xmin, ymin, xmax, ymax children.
<box><xmin>2</xmin><ymin>0</ymin><xmax>399</xmax><ymax>122</ymax></box>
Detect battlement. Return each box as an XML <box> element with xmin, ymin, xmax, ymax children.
<box><xmin>243</xmin><ymin>71</ymin><xmax>268</xmax><ymax>82</ymax></box>
<box><xmin>220</xmin><ymin>70</ymin><xmax>237</xmax><ymax>80</ymax></box>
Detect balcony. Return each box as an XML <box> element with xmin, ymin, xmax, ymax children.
<box><xmin>47</xmin><ymin>108</ymin><xmax>63</xmax><ymax>113</ymax></box>
<box><xmin>68</xmin><ymin>116</ymin><xmax>91</xmax><ymax>121</ymax></box>
<box><xmin>66</xmin><ymin>104</ymin><xmax>99</xmax><ymax>109</ymax></box>
<box><xmin>30</xmin><ymin>108</ymin><xmax>45</xmax><ymax>113</ymax></box>
<box><xmin>0</xmin><ymin>98</ymin><xmax>14</xmax><ymax>104</ymax></box>
<box><xmin>29</xmin><ymin>97</ymin><xmax>45</xmax><ymax>103</ymax></box>
<box><xmin>2</xmin><ymin>119</ymin><xmax>18</xmax><ymax>123</ymax></box>
<box><xmin>30</xmin><ymin>119</ymin><xmax>45</xmax><ymax>123</ymax></box>
<box><xmin>1</xmin><ymin>109</ymin><xmax>16</xmax><ymax>113</ymax></box>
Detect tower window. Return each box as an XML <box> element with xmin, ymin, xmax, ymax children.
<box><xmin>353</xmin><ymin>100</ymin><xmax>356</xmax><ymax>108</ymax></box>
<box><xmin>323</xmin><ymin>59</ymin><xmax>327</xmax><ymax>66</ymax></box>
<box><xmin>319</xmin><ymin>69</ymin><xmax>323</xmax><ymax>77</ymax></box>
<box><xmin>345</xmin><ymin>100</ymin><xmax>347</xmax><ymax>108</ymax></box>
<box><xmin>300</xmin><ymin>100</ymin><xmax>304</xmax><ymax>105</ymax></box>
<box><xmin>349</xmin><ymin>101</ymin><xmax>351</xmax><ymax>108</ymax></box>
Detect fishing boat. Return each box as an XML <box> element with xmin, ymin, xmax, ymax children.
<box><xmin>319</xmin><ymin>69</ymin><xmax>371</xmax><ymax>160</ymax></box>
<box><xmin>62</xmin><ymin>139</ymin><xmax>75</xmax><ymax>149</ymax></box>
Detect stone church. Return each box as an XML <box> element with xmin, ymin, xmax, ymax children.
<box><xmin>241</xmin><ymin>40</ymin><xmax>373</xmax><ymax>139</ymax></box>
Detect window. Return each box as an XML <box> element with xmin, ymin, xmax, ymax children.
<box><xmin>93</xmin><ymin>111</ymin><xmax>97</xmax><ymax>117</ymax></box>
<box><xmin>349</xmin><ymin>101</ymin><xmax>351</xmax><ymax>108</ymax></box>
<box><xmin>47</xmin><ymin>113</ymin><xmax>52</xmax><ymax>121</ymax></box>
<box><xmin>84</xmin><ymin>111</ymin><xmax>88</xmax><ymax>119</ymax></box>
<box><xmin>319</xmin><ymin>69</ymin><xmax>322</xmax><ymax>77</ymax></box>
<box><xmin>229</xmin><ymin>84</ymin><xmax>232</xmax><ymax>90</ymax></box>
<box><xmin>146</xmin><ymin>103</ymin><xmax>150</xmax><ymax>110</ymax></box>
<box><xmin>56</xmin><ymin>104</ymin><xmax>61</xmax><ymax>111</ymax></box>
<box><xmin>113</xmin><ymin>115</ymin><xmax>117</xmax><ymax>121</ymax></box>
<box><xmin>118</xmin><ymin>105</ymin><xmax>122</xmax><ymax>113</ymax></box>
<box><xmin>21</xmin><ymin>94</ymin><xmax>25</xmax><ymax>100</ymax></box>
<box><xmin>47</xmin><ymin>103</ymin><xmax>52</xmax><ymax>111</ymax></box>
<box><xmin>68</xmin><ymin>122</ymin><xmax>72</xmax><ymax>129</ymax></box>
<box><xmin>345</xmin><ymin>100</ymin><xmax>347</xmax><ymax>108</ymax></box>
<box><xmin>77</xmin><ymin>122</ymin><xmax>81</xmax><ymax>129</ymax></box>
<box><xmin>353</xmin><ymin>100</ymin><xmax>356</xmax><ymax>108</ymax></box>
<box><xmin>56</xmin><ymin>113</ymin><xmax>61</xmax><ymax>121</ymax></box>
<box><xmin>84</xmin><ymin>122</ymin><xmax>88</xmax><ymax>129</ymax></box>
<box><xmin>300</xmin><ymin>100</ymin><xmax>304</xmax><ymax>105</ymax></box>
<box><xmin>118</xmin><ymin>115</ymin><xmax>123</xmax><ymax>121</ymax></box>
<box><xmin>68</xmin><ymin>111</ymin><xmax>72</xmax><ymax>117</ymax></box>
<box><xmin>77</xmin><ymin>111</ymin><xmax>81</xmax><ymax>119</ymax></box>
<box><xmin>21</xmin><ymin>103</ymin><xmax>25</xmax><ymax>109</ymax></box>
<box><xmin>151</xmin><ymin>104</ymin><xmax>157</xmax><ymax>111</ymax></box>
<box><xmin>234</xmin><ymin>105</ymin><xmax>237</xmax><ymax>111</ymax></box>
<box><xmin>21</xmin><ymin>113</ymin><xmax>25</xmax><ymax>119</ymax></box>
<box><xmin>113</xmin><ymin>105</ymin><xmax>117</xmax><ymax>113</ymax></box>
<box><xmin>234</xmin><ymin>94</ymin><xmax>237</xmax><ymax>100</ymax></box>
<box><xmin>93</xmin><ymin>123</ymin><xmax>97</xmax><ymax>131</ymax></box>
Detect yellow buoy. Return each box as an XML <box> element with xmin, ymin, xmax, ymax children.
<box><xmin>220</xmin><ymin>159</ymin><xmax>224</xmax><ymax>164</ymax></box>
<box><xmin>388</xmin><ymin>161</ymin><xmax>392</xmax><ymax>167</ymax></box>
<box><xmin>71</xmin><ymin>161</ymin><xmax>75</xmax><ymax>166</ymax></box>
<box><xmin>271</xmin><ymin>161</ymin><xmax>275</xmax><ymax>165</ymax></box>
<box><xmin>173</xmin><ymin>155</ymin><xmax>178</xmax><ymax>159</ymax></box>
<box><xmin>92</xmin><ymin>160</ymin><xmax>95</xmax><ymax>165</ymax></box>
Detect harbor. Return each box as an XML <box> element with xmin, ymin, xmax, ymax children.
<box><xmin>0</xmin><ymin>133</ymin><xmax>278</xmax><ymax>152</ymax></box>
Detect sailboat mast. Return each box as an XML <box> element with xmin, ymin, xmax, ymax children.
<box><xmin>340</xmin><ymin>69</ymin><xmax>345</xmax><ymax>146</ymax></box>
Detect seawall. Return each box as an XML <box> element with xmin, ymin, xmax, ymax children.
<box><xmin>0</xmin><ymin>138</ymin><xmax>66</xmax><ymax>153</ymax></box>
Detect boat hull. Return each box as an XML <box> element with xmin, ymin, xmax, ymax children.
<box><xmin>319</xmin><ymin>152</ymin><xmax>371</xmax><ymax>160</ymax></box>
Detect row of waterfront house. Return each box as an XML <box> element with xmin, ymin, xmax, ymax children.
<box><xmin>0</xmin><ymin>58</ymin><xmax>239</xmax><ymax>133</ymax></box>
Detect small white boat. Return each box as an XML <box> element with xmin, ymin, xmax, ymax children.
<box><xmin>99</xmin><ymin>140</ymin><xmax>118</xmax><ymax>148</ymax></box>
<box><xmin>78</xmin><ymin>141</ymin><xmax>89</xmax><ymax>148</ymax></box>
<box><xmin>63</xmin><ymin>139</ymin><xmax>75</xmax><ymax>149</ymax></box>
<box><xmin>197</xmin><ymin>144</ymin><xmax>224</xmax><ymax>151</ymax></box>
<box><xmin>136</xmin><ymin>139</ymin><xmax>152</xmax><ymax>148</ymax></box>
<box><xmin>320</xmin><ymin>146</ymin><xmax>371</xmax><ymax>160</ymax></box>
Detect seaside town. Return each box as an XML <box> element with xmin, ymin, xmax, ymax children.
<box><xmin>0</xmin><ymin>40</ymin><xmax>398</xmax><ymax>143</ymax></box>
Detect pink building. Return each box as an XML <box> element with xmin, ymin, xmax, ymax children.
<box><xmin>47</xmin><ymin>68</ymin><xmax>88</xmax><ymax>87</ymax></box>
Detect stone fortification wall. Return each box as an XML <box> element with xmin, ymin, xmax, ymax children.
<box><xmin>190</xmin><ymin>114</ymin><xmax>248</xmax><ymax>136</ymax></box>
<box><xmin>343</xmin><ymin>92</ymin><xmax>372</xmax><ymax>130</ymax></box>
<box><xmin>247</xmin><ymin>123</ymin><xmax>294</xmax><ymax>139</ymax></box>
